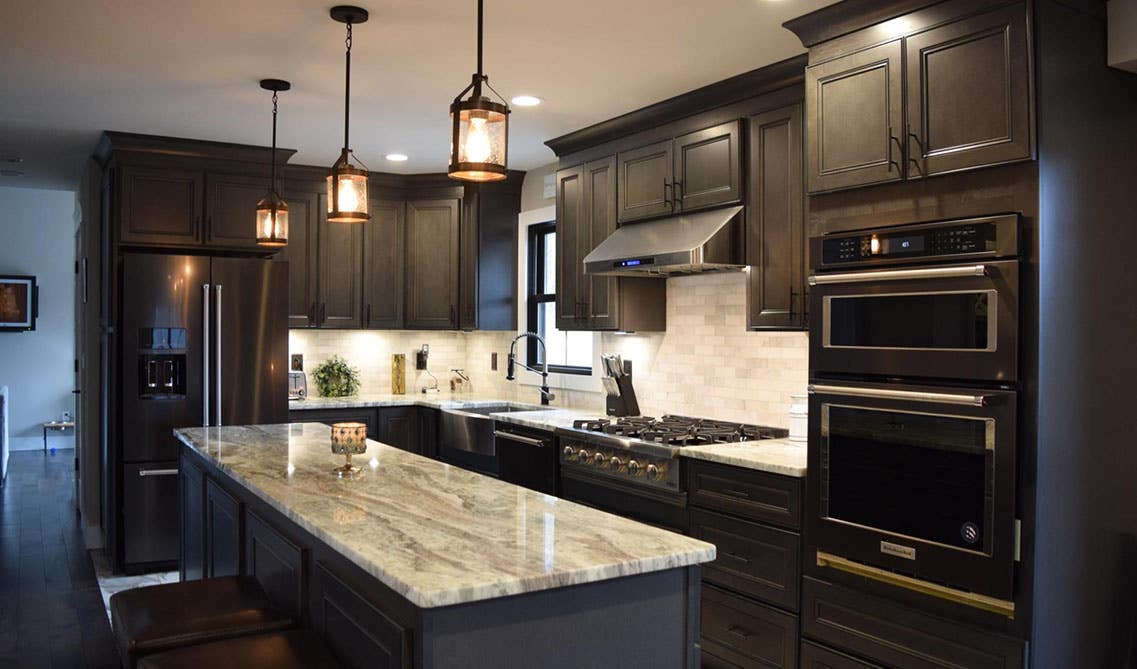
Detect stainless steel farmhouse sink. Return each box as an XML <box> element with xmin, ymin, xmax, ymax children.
<box><xmin>436</xmin><ymin>403</ymin><xmax>551</xmax><ymax>473</ymax></box>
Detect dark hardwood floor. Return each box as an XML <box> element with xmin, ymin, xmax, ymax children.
<box><xmin>0</xmin><ymin>449</ymin><xmax>119</xmax><ymax>669</ymax></box>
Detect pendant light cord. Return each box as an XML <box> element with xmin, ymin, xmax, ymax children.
<box><xmin>270</xmin><ymin>90</ymin><xmax>278</xmax><ymax>195</ymax></box>
<box><xmin>344</xmin><ymin>22</ymin><xmax>353</xmax><ymax>151</ymax></box>
<box><xmin>476</xmin><ymin>0</ymin><xmax>483</xmax><ymax>78</ymax></box>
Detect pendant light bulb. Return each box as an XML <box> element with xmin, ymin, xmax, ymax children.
<box><xmin>328</xmin><ymin>6</ymin><xmax>370</xmax><ymax>223</ymax></box>
<box><xmin>448</xmin><ymin>0</ymin><xmax>510</xmax><ymax>182</ymax></box>
<box><xmin>256</xmin><ymin>78</ymin><xmax>291</xmax><ymax>248</ymax></box>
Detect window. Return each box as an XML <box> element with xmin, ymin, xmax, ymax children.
<box><xmin>528</xmin><ymin>222</ymin><xmax>592</xmax><ymax>374</ymax></box>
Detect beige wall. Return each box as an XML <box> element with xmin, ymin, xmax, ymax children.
<box><xmin>519</xmin><ymin>162</ymin><xmax>557</xmax><ymax>213</ymax></box>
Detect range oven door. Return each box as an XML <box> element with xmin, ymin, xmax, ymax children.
<box><xmin>809</xmin><ymin>260</ymin><xmax>1019</xmax><ymax>382</ymax></box>
<box><xmin>807</xmin><ymin>382</ymin><xmax>1017</xmax><ymax>608</ymax></box>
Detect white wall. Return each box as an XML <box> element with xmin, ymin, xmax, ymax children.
<box><xmin>0</xmin><ymin>186</ymin><xmax>77</xmax><ymax>450</ymax></box>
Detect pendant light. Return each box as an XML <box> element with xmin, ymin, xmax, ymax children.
<box><xmin>256</xmin><ymin>78</ymin><xmax>290</xmax><ymax>247</ymax></box>
<box><xmin>327</xmin><ymin>5</ymin><xmax>370</xmax><ymax>223</ymax></box>
<box><xmin>448</xmin><ymin>0</ymin><xmax>510</xmax><ymax>182</ymax></box>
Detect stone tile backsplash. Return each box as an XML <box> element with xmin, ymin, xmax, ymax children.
<box><xmin>290</xmin><ymin>271</ymin><xmax>808</xmax><ymax>427</ymax></box>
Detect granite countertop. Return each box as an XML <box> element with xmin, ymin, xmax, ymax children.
<box><xmin>174</xmin><ymin>423</ymin><xmax>714</xmax><ymax>609</ymax></box>
<box><xmin>679</xmin><ymin>437</ymin><xmax>807</xmax><ymax>477</ymax></box>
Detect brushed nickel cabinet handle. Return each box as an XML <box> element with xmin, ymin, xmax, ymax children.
<box><xmin>808</xmin><ymin>384</ymin><xmax>989</xmax><ymax>407</ymax></box>
<box><xmin>808</xmin><ymin>264</ymin><xmax>988</xmax><ymax>286</ymax></box>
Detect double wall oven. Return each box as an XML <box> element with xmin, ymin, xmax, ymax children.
<box><xmin>806</xmin><ymin>214</ymin><xmax>1021</xmax><ymax>617</ymax></box>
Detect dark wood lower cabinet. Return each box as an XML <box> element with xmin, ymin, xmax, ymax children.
<box><xmin>691</xmin><ymin>508</ymin><xmax>800</xmax><ymax>611</ymax></box>
<box><xmin>418</xmin><ymin>408</ymin><xmax>438</xmax><ymax>459</ymax></box>
<box><xmin>289</xmin><ymin>408</ymin><xmax>378</xmax><ymax>440</ymax></box>
<box><xmin>688</xmin><ymin>461</ymin><xmax>802</xmax><ymax>530</ymax></box>
<box><xmin>801</xmin><ymin>577</ymin><xmax>1027</xmax><ymax>669</ymax></box>
<box><xmin>800</xmin><ymin>641</ymin><xmax>881</xmax><ymax>669</ymax></box>
<box><xmin>701</xmin><ymin>585</ymin><xmax>798</xmax><ymax>669</ymax></box>
<box><xmin>179</xmin><ymin>461</ymin><xmax>205</xmax><ymax>581</ymax></box>
<box><xmin>205</xmin><ymin>478</ymin><xmax>242</xmax><ymax>578</ymax></box>
<box><xmin>312</xmin><ymin>562</ymin><xmax>412</xmax><ymax>669</ymax></box>
<box><xmin>377</xmin><ymin>407</ymin><xmax>418</xmax><ymax>454</ymax></box>
<box><xmin>246</xmin><ymin>510</ymin><xmax>307</xmax><ymax>622</ymax></box>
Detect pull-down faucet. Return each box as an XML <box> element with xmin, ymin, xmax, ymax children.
<box><xmin>506</xmin><ymin>332</ymin><xmax>555</xmax><ymax>406</ymax></box>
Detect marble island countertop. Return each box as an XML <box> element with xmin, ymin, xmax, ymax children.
<box><xmin>174</xmin><ymin>422</ymin><xmax>715</xmax><ymax>609</ymax></box>
<box><xmin>679</xmin><ymin>437</ymin><xmax>807</xmax><ymax>477</ymax></box>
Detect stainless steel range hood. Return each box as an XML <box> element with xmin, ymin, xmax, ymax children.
<box><xmin>583</xmin><ymin>205</ymin><xmax>745</xmax><ymax>277</ymax></box>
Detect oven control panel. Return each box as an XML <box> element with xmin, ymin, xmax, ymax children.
<box><xmin>816</xmin><ymin>214</ymin><xmax>1019</xmax><ymax>268</ymax></box>
<box><xmin>560</xmin><ymin>440</ymin><xmax>679</xmax><ymax>491</ymax></box>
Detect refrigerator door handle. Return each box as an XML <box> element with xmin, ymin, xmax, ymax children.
<box><xmin>215</xmin><ymin>284</ymin><xmax>223</xmax><ymax>427</ymax></box>
<box><xmin>202</xmin><ymin>283</ymin><xmax>211</xmax><ymax>426</ymax></box>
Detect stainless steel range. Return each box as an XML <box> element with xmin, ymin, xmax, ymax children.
<box><xmin>556</xmin><ymin>415</ymin><xmax>788</xmax><ymax>532</ymax></box>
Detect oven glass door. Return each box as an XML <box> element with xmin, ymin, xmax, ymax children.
<box><xmin>822</xmin><ymin>404</ymin><xmax>993</xmax><ymax>554</ymax></box>
<box><xmin>810</xmin><ymin>260</ymin><xmax>1018</xmax><ymax>382</ymax></box>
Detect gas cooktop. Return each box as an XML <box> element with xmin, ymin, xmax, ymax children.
<box><xmin>568</xmin><ymin>415</ymin><xmax>788</xmax><ymax>448</ymax></box>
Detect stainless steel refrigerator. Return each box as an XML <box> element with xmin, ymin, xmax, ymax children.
<box><xmin>113</xmin><ymin>253</ymin><xmax>286</xmax><ymax>572</ymax></box>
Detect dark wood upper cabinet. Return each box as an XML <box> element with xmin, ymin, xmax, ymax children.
<box><xmin>905</xmin><ymin>3</ymin><xmax>1033</xmax><ymax>177</ymax></box>
<box><xmin>459</xmin><ymin>192</ymin><xmax>479</xmax><ymax>330</ymax></box>
<box><xmin>806</xmin><ymin>40</ymin><xmax>905</xmax><ymax>193</ymax></box>
<box><xmin>118</xmin><ymin>165</ymin><xmax>203</xmax><ymax>246</ymax></box>
<box><xmin>204</xmin><ymin>174</ymin><xmax>270</xmax><ymax>249</ymax></box>
<box><xmin>673</xmin><ymin>120</ymin><xmax>743</xmax><ymax>212</ymax></box>
<box><xmin>747</xmin><ymin>104</ymin><xmax>805</xmax><ymax>331</ymax></box>
<box><xmin>318</xmin><ymin>213</ymin><xmax>364</xmax><ymax>329</ymax></box>
<box><xmin>364</xmin><ymin>199</ymin><xmax>405</xmax><ymax>329</ymax></box>
<box><xmin>278</xmin><ymin>190</ymin><xmax>320</xmax><ymax>328</ymax></box>
<box><xmin>582</xmin><ymin>157</ymin><xmax>619</xmax><ymax>329</ymax></box>
<box><xmin>617</xmin><ymin>139</ymin><xmax>674</xmax><ymax>223</ymax></box>
<box><xmin>405</xmin><ymin>198</ymin><xmax>460</xmax><ymax>329</ymax></box>
<box><xmin>555</xmin><ymin>165</ymin><xmax>584</xmax><ymax>330</ymax></box>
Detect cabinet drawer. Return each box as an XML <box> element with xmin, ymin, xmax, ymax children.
<box><xmin>289</xmin><ymin>408</ymin><xmax>378</xmax><ymax>440</ymax></box>
<box><xmin>702</xmin><ymin>585</ymin><xmax>798</xmax><ymax>669</ymax></box>
<box><xmin>691</xmin><ymin>509</ymin><xmax>800</xmax><ymax>611</ymax></box>
<box><xmin>801</xmin><ymin>577</ymin><xmax>1026</xmax><ymax>669</ymax></box>
<box><xmin>800</xmin><ymin>641</ymin><xmax>881</xmax><ymax>669</ymax></box>
<box><xmin>688</xmin><ymin>461</ymin><xmax>801</xmax><ymax>530</ymax></box>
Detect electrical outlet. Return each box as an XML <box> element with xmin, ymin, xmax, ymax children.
<box><xmin>291</xmin><ymin>354</ymin><xmax>303</xmax><ymax>371</ymax></box>
<box><xmin>491</xmin><ymin>352</ymin><xmax>498</xmax><ymax>371</ymax></box>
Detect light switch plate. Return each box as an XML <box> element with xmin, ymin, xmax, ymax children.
<box><xmin>290</xmin><ymin>354</ymin><xmax>303</xmax><ymax>371</ymax></box>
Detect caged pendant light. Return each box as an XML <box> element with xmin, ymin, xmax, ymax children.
<box><xmin>448</xmin><ymin>0</ymin><xmax>510</xmax><ymax>182</ymax></box>
<box><xmin>327</xmin><ymin>5</ymin><xmax>370</xmax><ymax>223</ymax></box>
<box><xmin>256</xmin><ymin>78</ymin><xmax>291</xmax><ymax>247</ymax></box>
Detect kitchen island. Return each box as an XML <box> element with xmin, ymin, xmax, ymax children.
<box><xmin>175</xmin><ymin>422</ymin><xmax>714</xmax><ymax>669</ymax></box>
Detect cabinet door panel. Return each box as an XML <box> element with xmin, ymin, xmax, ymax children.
<box><xmin>245</xmin><ymin>510</ymin><xmax>305</xmax><ymax>621</ymax></box>
<box><xmin>312</xmin><ymin>563</ymin><xmax>411</xmax><ymax>669</ymax></box>
<box><xmin>806</xmin><ymin>41</ymin><xmax>904</xmax><ymax>193</ymax></box>
<box><xmin>378</xmin><ymin>407</ymin><xmax>418</xmax><ymax>453</ymax></box>
<box><xmin>319</xmin><ymin>209</ymin><xmax>364</xmax><ymax>328</ymax></box>
<box><xmin>179</xmin><ymin>460</ymin><xmax>205</xmax><ymax>581</ymax></box>
<box><xmin>119</xmin><ymin>166</ymin><xmax>202</xmax><ymax>246</ymax></box>
<box><xmin>205</xmin><ymin>174</ymin><xmax>268</xmax><ymax>250</ymax></box>
<box><xmin>582</xmin><ymin>156</ymin><xmax>619</xmax><ymax>329</ymax></box>
<box><xmin>701</xmin><ymin>585</ymin><xmax>799</xmax><ymax>669</ymax></box>
<box><xmin>674</xmin><ymin>120</ymin><xmax>743</xmax><ymax>212</ymax></box>
<box><xmin>906</xmin><ymin>3</ymin><xmax>1032</xmax><ymax>176</ymax></box>
<box><xmin>617</xmin><ymin>139</ymin><xmax>674</xmax><ymax>223</ymax></box>
<box><xmin>205</xmin><ymin>479</ymin><xmax>242</xmax><ymax>578</ymax></box>
<box><xmin>555</xmin><ymin>166</ymin><xmax>583</xmax><ymax>330</ymax></box>
<box><xmin>747</xmin><ymin>105</ymin><xmax>805</xmax><ymax>330</ymax></box>
<box><xmin>364</xmin><ymin>199</ymin><xmax>405</xmax><ymax>329</ymax></box>
<box><xmin>459</xmin><ymin>191</ymin><xmax>479</xmax><ymax>330</ymax></box>
<box><xmin>405</xmin><ymin>199</ymin><xmax>460</xmax><ymax>329</ymax></box>
<box><xmin>279</xmin><ymin>191</ymin><xmax>319</xmax><ymax>328</ymax></box>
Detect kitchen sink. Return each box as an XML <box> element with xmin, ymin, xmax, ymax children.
<box><xmin>437</xmin><ymin>404</ymin><xmax>552</xmax><ymax>472</ymax></box>
<box><xmin>448</xmin><ymin>403</ymin><xmax>548</xmax><ymax>417</ymax></box>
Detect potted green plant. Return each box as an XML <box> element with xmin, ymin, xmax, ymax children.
<box><xmin>311</xmin><ymin>355</ymin><xmax>360</xmax><ymax>397</ymax></box>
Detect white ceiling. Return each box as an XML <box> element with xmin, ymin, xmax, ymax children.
<box><xmin>0</xmin><ymin>0</ymin><xmax>834</xmax><ymax>190</ymax></box>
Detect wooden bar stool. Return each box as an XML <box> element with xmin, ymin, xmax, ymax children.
<box><xmin>110</xmin><ymin>576</ymin><xmax>294</xmax><ymax>669</ymax></box>
<box><xmin>136</xmin><ymin>630</ymin><xmax>341</xmax><ymax>669</ymax></box>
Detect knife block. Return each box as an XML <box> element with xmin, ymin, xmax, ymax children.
<box><xmin>605</xmin><ymin>360</ymin><xmax>640</xmax><ymax>417</ymax></box>
<box><xmin>391</xmin><ymin>354</ymin><xmax>406</xmax><ymax>394</ymax></box>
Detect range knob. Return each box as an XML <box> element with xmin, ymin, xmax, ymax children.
<box><xmin>578</xmin><ymin>450</ymin><xmax>592</xmax><ymax>463</ymax></box>
<box><xmin>627</xmin><ymin>459</ymin><xmax>642</xmax><ymax>476</ymax></box>
<box><xmin>562</xmin><ymin>446</ymin><xmax>576</xmax><ymax>460</ymax></box>
<box><xmin>609</xmin><ymin>456</ymin><xmax>624</xmax><ymax>470</ymax></box>
<box><xmin>646</xmin><ymin>463</ymin><xmax>663</xmax><ymax>481</ymax></box>
<box><xmin>592</xmin><ymin>452</ymin><xmax>608</xmax><ymax>467</ymax></box>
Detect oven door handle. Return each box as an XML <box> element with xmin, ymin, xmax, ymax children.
<box><xmin>493</xmin><ymin>431</ymin><xmax>549</xmax><ymax>448</ymax></box>
<box><xmin>808</xmin><ymin>384</ymin><xmax>989</xmax><ymax>407</ymax></box>
<box><xmin>816</xmin><ymin>551</ymin><xmax>1015</xmax><ymax>618</ymax></box>
<box><xmin>808</xmin><ymin>264</ymin><xmax>988</xmax><ymax>286</ymax></box>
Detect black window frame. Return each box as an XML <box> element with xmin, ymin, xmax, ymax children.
<box><xmin>527</xmin><ymin>221</ymin><xmax>591</xmax><ymax>375</ymax></box>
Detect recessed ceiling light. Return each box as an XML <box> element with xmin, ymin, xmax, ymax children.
<box><xmin>385</xmin><ymin>153</ymin><xmax>409</xmax><ymax>162</ymax></box>
<box><xmin>511</xmin><ymin>95</ymin><xmax>542</xmax><ymax>107</ymax></box>
<box><xmin>0</xmin><ymin>170</ymin><xmax>24</xmax><ymax>177</ymax></box>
